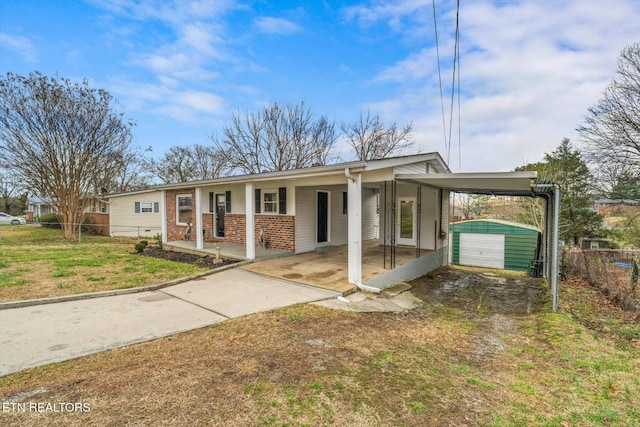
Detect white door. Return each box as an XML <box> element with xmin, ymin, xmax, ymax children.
<box><xmin>459</xmin><ymin>233</ymin><xmax>505</xmax><ymax>269</ymax></box>
<box><xmin>397</xmin><ymin>197</ymin><xmax>417</xmax><ymax>246</ymax></box>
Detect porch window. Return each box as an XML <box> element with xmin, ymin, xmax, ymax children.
<box><xmin>176</xmin><ymin>194</ymin><xmax>193</xmax><ymax>224</ymax></box>
<box><xmin>263</xmin><ymin>190</ymin><xmax>278</xmax><ymax>213</ymax></box>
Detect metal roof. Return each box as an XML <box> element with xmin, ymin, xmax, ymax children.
<box><xmin>394</xmin><ymin>172</ymin><xmax>555</xmax><ymax>198</ymax></box>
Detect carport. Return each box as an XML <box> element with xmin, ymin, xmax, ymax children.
<box><xmin>395</xmin><ymin>172</ymin><xmax>561</xmax><ymax>311</ymax></box>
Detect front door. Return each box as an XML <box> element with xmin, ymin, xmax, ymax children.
<box><xmin>397</xmin><ymin>197</ymin><xmax>417</xmax><ymax>246</ymax></box>
<box><xmin>216</xmin><ymin>194</ymin><xmax>225</xmax><ymax>237</ymax></box>
<box><xmin>317</xmin><ymin>191</ymin><xmax>329</xmax><ymax>243</ymax></box>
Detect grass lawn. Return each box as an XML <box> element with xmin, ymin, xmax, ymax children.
<box><xmin>0</xmin><ymin>267</ymin><xmax>638</xmax><ymax>426</ymax></box>
<box><xmin>0</xmin><ymin>225</ymin><xmax>206</xmax><ymax>302</ymax></box>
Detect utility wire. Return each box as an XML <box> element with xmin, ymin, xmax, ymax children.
<box><xmin>447</xmin><ymin>0</ymin><xmax>459</xmax><ymax>167</ymax></box>
<box><xmin>455</xmin><ymin>0</ymin><xmax>462</xmax><ymax>169</ymax></box>
<box><xmin>432</xmin><ymin>0</ymin><xmax>448</xmax><ymax>161</ymax></box>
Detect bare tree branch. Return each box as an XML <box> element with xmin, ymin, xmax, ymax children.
<box><xmin>212</xmin><ymin>101</ymin><xmax>337</xmax><ymax>175</ymax></box>
<box><xmin>341</xmin><ymin>109</ymin><xmax>414</xmax><ymax>161</ymax></box>
<box><xmin>0</xmin><ymin>72</ymin><xmax>135</xmax><ymax>240</ymax></box>
<box><xmin>151</xmin><ymin>144</ymin><xmax>228</xmax><ymax>184</ymax></box>
<box><xmin>578</xmin><ymin>43</ymin><xmax>640</xmax><ymax>170</ymax></box>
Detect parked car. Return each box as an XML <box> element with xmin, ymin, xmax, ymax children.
<box><xmin>0</xmin><ymin>212</ymin><xmax>27</xmax><ymax>225</ymax></box>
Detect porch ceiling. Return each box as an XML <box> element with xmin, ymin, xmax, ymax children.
<box><xmin>395</xmin><ymin>172</ymin><xmax>541</xmax><ymax>196</ymax></box>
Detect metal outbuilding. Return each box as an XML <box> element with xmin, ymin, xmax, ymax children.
<box><xmin>449</xmin><ymin>219</ymin><xmax>541</xmax><ymax>272</ymax></box>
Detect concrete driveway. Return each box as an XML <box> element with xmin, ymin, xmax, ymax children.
<box><xmin>0</xmin><ymin>269</ymin><xmax>338</xmax><ymax>377</ymax></box>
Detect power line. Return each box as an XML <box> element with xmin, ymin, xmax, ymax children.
<box><xmin>432</xmin><ymin>0</ymin><xmax>448</xmax><ymax>161</ymax></box>
<box><xmin>433</xmin><ymin>0</ymin><xmax>462</xmax><ymax>168</ymax></box>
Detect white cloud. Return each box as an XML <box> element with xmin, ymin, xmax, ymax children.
<box><xmin>0</xmin><ymin>33</ymin><xmax>36</xmax><ymax>63</ymax></box>
<box><xmin>254</xmin><ymin>17</ymin><xmax>300</xmax><ymax>35</ymax></box>
<box><xmin>344</xmin><ymin>0</ymin><xmax>640</xmax><ymax>172</ymax></box>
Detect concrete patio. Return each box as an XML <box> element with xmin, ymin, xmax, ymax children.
<box><xmin>164</xmin><ymin>239</ymin><xmax>432</xmax><ymax>294</ymax></box>
<box><xmin>242</xmin><ymin>240</ymin><xmax>431</xmax><ymax>294</ymax></box>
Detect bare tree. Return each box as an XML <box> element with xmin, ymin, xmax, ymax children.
<box><xmin>0</xmin><ymin>72</ymin><xmax>135</xmax><ymax>240</ymax></box>
<box><xmin>0</xmin><ymin>171</ymin><xmax>26</xmax><ymax>215</ymax></box>
<box><xmin>213</xmin><ymin>101</ymin><xmax>337</xmax><ymax>174</ymax></box>
<box><xmin>100</xmin><ymin>145</ymin><xmax>154</xmax><ymax>194</ymax></box>
<box><xmin>579</xmin><ymin>43</ymin><xmax>640</xmax><ymax>170</ymax></box>
<box><xmin>151</xmin><ymin>144</ymin><xmax>228</xmax><ymax>184</ymax></box>
<box><xmin>341</xmin><ymin>110</ymin><xmax>413</xmax><ymax>161</ymax></box>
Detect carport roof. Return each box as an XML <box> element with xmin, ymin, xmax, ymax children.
<box><xmin>395</xmin><ymin>172</ymin><xmax>554</xmax><ymax>197</ymax></box>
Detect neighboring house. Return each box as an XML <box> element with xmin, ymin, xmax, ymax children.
<box><xmin>27</xmin><ymin>196</ymin><xmax>55</xmax><ymax>220</ymax></box>
<box><xmin>107</xmin><ymin>189</ymin><xmax>162</xmax><ymax>238</ymax></box>
<box><xmin>449</xmin><ymin>219</ymin><xmax>541</xmax><ymax>272</ymax></box>
<box><xmin>594</xmin><ymin>198</ymin><xmax>640</xmax><ymax>217</ymax></box>
<box><xmin>154</xmin><ymin>153</ymin><xmax>553</xmax><ymax>291</ymax></box>
<box><xmin>579</xmin><ymin>236</ymin><xmax>611</xmax><ymax>250</ymax></box>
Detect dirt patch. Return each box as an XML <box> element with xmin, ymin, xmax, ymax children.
<box><xmin>139</xmin><ymin>246</ymin><xmax>239</xmax><ymax>269</ymax></box>
<box><xmin>411</xmin><ymin>266</ymin><xmax>547</xmax><ymax>315</ymax></box>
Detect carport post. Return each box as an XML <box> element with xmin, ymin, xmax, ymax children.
<box><xmin>195</xmin><ymin>188</ymin><xmax>204</xmax><ymax>250</ymax></box>
<box><xmin>160</xmin><ymin>190</ymin><xmax>167</xmax><ymax>245</ymax></box>
<box><xmin>346</xmin><ymin>168</ymin><xmax>362</xmax><ymax>284</ymax></box>
<box><xmin>245</xmin><ymin>182</ymin><xmax>255</xmax><ymax>260</ymax></box>
<box><xmin>551</xmin><ymin>184</ymin><xmax>560</xmax><ymax>312</ymax></box>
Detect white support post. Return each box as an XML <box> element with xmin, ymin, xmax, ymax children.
<box><xmin>245</xmin><ymin>182</ymin><xmax>255</xmax><ymax>260</ymax></box>
<box><xmin>551</xmin><ymin>184</ymin><xmax>560</xmax><ymax>312</ymax></box>
<box><xmin>346</xmin><ymin>169</ymin><xmax>362</xmax><ymax>284</ymax></box>
<box><xmin>195</xmin><ymin>188</ymin><xmax>203</xmax><ymax>250</ymax></box>
<box><xmin>160</xmin><ymin>190</ymin><xmax>167</xmax><ymax>244</ymax></box>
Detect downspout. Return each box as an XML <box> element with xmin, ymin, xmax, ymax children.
<box><xmin>344</xmin><ymin>168</ymin><xmax>381</xmax><ymax>295</ymax></box>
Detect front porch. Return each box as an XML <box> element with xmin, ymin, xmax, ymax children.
<box><xmin>163</xmin><ymin>240</ymin><xmax>294</xmax><ymax>262</ymax></box>
<box><xmin>166</xmin><ymin>239</ymin><xmax>435</xmax><ymax>294</ymax></box>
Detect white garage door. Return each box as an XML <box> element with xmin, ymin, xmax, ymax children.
<box><xmin>459</xmin><ymin>233</ymin><xmax>505</xmax><ymax>269</ymax></box>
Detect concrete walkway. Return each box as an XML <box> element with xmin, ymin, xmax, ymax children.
<box><xmin>0</xmin><ymin>269</ymin><xmax>338</xmax><ymax>377</ymax></box>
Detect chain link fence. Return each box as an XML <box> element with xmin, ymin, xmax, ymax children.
<box><xmin>563</xmin><ymin>248</ymin><xmax>639</xmax><ymax>314</ymax></box>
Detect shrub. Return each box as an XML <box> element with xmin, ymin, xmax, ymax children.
<box><xmin>135</xmin><ymin>240</ymin><xmax>149</xmax><ymax>253</ymax></box>
<box><xmin>39</xmin><ymin>213</ymin><xmax>61</xmax><ymax>229</ymax></box>
<box><xmin>153</xmin><ymin>233</ymin><xmax>163</xmax><ymax>249</ymax></box>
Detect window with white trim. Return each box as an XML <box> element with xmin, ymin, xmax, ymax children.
<box><xmin>263</xmin><ymin>190</ymin><xmax>278</xmax><ymax>213</ymax></box>
<box><xmin>176</xmin><ymin>194</ymin><xmax>193</xmax><ymax>224</ymax></box>
<box><xmin>140</xmin><ymin>202</ymin><xmax>153</xmax><ymax>213</ymax></box>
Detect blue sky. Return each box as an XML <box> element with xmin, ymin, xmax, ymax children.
<box><xmin>1</xmin><ymin>0</ymin><xmax>639</xmax><ymax>172</ymax></box>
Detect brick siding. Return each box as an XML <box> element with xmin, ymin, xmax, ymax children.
<box><xmin>165</xmin><ymin>188</ymin><xmax>196</xmax><ymax>241</ymax></box>
<box><xmin>256</xmin><ymin>215</ymin><xmax>295</xmax><ymax>251</ymax></box>
<box><xmin>223</xmin><ymin>214</ymin><xmax>295</xmax><ymax>252</ymax></box>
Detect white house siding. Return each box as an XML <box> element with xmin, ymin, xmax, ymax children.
<box><xmin>440</xmin><ymin>190</ymin><xmax>450</xmax><ymax>249</ymax></box>
<box><xmin>378</xmin><ymin>183</ymin><xmax>441</xmax><ymax>250</ymax></box>
<box><xmin>295</xmin><ymin>184</ymin><xmax>379</xmax><ymax>254</ymax></box>
<box><xmin>295</xmin><ymin>186</ymin><xmax>317</xmax><ymax>253</ymax></box>
<box><xmin>393</xmin><ymin>162</ymin><xmax>427</xmax><ymax>175</ymax></box>
<box><xmin>362</xmin><ymin>187</ymin><xmax>379</xmax><ymax>240</ymax></box>
<box><xmin>109</xmin><ymin>191</ymin><xmax>162</xmax><ymax>238</ymax></box>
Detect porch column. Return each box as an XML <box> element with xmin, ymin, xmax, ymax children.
<box><xmin>160</xmin><ymin>190</ymin><xmax>167</xmax><ymax>244</ymax></box>
<box><xmin>195</xmin><ymin>188</ymin><xmax>204</xmax><ymax>250</ymax></box>
<box><xmin>245</xmin><ymin>182</ymin><xmax>255</xmax><ymax>260</ymax></box>
<box><xmin>346</xmin><ymin>169</ymin><xmax>362</xmax><ymax>284</ymax></box>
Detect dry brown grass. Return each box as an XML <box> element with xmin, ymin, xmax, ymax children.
<box><xmin>1</xmin><ymin>268</ymin><xmax>639</xmax><ymax>426</ymax></box>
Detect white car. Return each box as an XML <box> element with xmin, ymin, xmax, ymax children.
<box><xmin>0</xmin><ymin>212</ymin><xmax>27</xmax><ymax>225</ymax></box>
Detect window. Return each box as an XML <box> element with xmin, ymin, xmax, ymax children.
<box><xmin>590</xmin><ymin>241</ymin><xmax>600</xmax><ymax>250</ymax></box>
<box><xmin>263</xmin><ymin>191</ymin><xmax>277</xmax><ymax>213</ymax></box>
<box><xmin>176</xmin><ymin>194</ymin><xmax>193</xmax><ymax>224</ymax></box>
<box><xmin>140</xmin><ymin>202</ymin><xmax>153</xmax><ymax>213</ymax></box>
<box><xmin>135</xmin><ymin>201</ymin><xmax>159</xmax><ymax>214</ymax></box>
<box><xmin>343</xmin><ymin>192</ymin><xmax>347</xmax><ymax>215</ymax></box>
